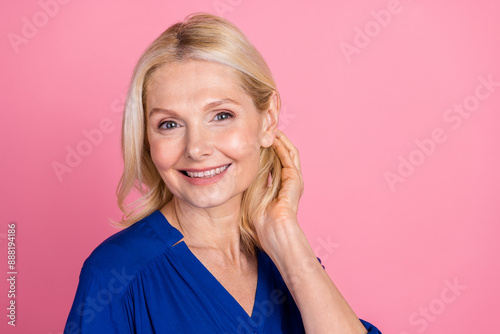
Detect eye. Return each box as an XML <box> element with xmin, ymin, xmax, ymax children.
<box><xmin>214</xmin><ymin>112</ymin><xmax>233</xmax><ymax>121</ymax></box>
<box><xmin>158</xmin><ymin>120</ymin><xmax>179</xmax><ymax>130</ymax></box>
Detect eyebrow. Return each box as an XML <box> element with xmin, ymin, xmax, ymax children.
<box><xmin>148</xmin><ymin>98</ymin><xmax>240</xmax><ymax>118</ymax></box>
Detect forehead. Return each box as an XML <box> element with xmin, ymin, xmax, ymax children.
<box><xmin>146</xmin><ymin>60</ymin><xmax>250</xmax><ymax>110</ymax></box>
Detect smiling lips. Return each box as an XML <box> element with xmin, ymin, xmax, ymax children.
<box><xmin>182</xmin><ymin>164</ymin><xmax>231</xmax><ymax>178</ymax></box>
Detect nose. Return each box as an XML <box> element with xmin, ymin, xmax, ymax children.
<box><xmin>184</xmin><ymin>124</ymin><xmax>214</xmax><ymax>160</ymax></box>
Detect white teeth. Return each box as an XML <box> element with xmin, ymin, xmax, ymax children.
<box><xmin>186</xmin><ymin>164</ymin><xmax>229</xmax><ymax>178</ymax></box>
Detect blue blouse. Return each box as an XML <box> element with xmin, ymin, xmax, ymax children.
<box><xmin>64</xmin><ymin>210</ymin><xmax>381</xmax><ymax>333</ymax></box>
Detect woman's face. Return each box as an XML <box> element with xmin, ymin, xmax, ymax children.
<box><xmin>146</xmin><ymin>60</ymin><xmax>272</xmax><ymax>209</ymax></box>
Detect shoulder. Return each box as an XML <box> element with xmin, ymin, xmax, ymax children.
<box><xmin>81</xmin><ymin>210</ymin><xmax>175</xmax><ymax>278</ymax></box>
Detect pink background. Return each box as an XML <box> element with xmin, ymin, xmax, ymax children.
<box><xmin>1</xmin><ymin>0</ymin><xmax>499</xmax><ymax>333</ymax></box>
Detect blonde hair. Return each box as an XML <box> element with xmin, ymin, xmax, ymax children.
<box><xmin>116</xmin><ymin>13</ymin><xmax>282</xmax><ymax>255</ymax></box>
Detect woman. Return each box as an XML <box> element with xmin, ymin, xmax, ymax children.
<box><xmin>64</xmin><ymin>13</ymin><xmax>381</xmax><ymax>333</ymax></box>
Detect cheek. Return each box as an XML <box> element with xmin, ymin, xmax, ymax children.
<box><xmin>223</xmin><ymin>127</ymin><xmax>261</xmax><ymax>161</ymax></box>
<box><xmin>149</xmin><ymin>140</ymin><xmax>179</xmax><ymax>172</ymax></box>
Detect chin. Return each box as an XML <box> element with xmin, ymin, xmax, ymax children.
<box><xmin>187</xmin><ymin>189</ymin><xmax>245</xmax><ymax>209</ymax></box>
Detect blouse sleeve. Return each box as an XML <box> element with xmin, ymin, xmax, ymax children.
<box><xmin>63</xmin><ymin>262</ymin><xmax>131</xmax><ymax>334</ymax></box>
<box><xmin>359</xmin><ymin>319</ymin><xmax>382</xmax><ymax>333</ymax></box>
<box><xmin>317</xmin><ymin>257</ymin><xmax>382</xmax><ymax>333</ymax></box>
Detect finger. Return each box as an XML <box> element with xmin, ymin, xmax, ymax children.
<box><xmin>273</xmin><ymin>136</ymin><xmax>301</xmax><ymax>175</ymax></box>
<box><xmin>272</xmin><ymin>136</ymin><xmax>296</xmax><ymax>169</ymax></box>
<box><xmin>275</xmin><ymin>131</ymin><xmax>304</xmax><ymax>196</ymax></box>
<box><xmin>272</xmin><ymin>134</ymin><xmax>305</xmax><ymax>200</ymax></box>
<box><xmin>274</xmin><ymin>130</ymin><xmax>302</xmax><ymax>174</ymax></box>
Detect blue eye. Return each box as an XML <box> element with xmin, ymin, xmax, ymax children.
<box><xmin>214</xmin><ymin>112</ymin><xmax>233</xmax><ymax>121</ymax></box>
<box><xmin>159</xmin><ymin>121</ymin><xmax>179</xmax><ymax>130</ymax></box>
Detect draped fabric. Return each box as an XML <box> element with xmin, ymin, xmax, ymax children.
<box><xmin>64</xmin><ymin>210</ymin><xmax>381</xmax><ymax>333</ymax></box>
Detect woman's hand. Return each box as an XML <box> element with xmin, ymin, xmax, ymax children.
<box><xmin>252</xmin><ymin>129</ymin><xmax>305</xmax><ymax>251</ymax></box>
<box><xmin>251</xmin><ymin>130</ymin><xmax>368</xmax><ymax>334</ymax></box>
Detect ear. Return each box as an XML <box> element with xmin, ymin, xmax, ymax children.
<box><xmin>259</xmin><ymin>91</ymin><xmax>280</xmax><ymax>148</ymax></box>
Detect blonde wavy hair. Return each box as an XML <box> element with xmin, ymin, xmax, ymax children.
<box><xmin>116</xmin><ymin>13</ymin><xmax>282</xmax><ymax>255</ymax></box>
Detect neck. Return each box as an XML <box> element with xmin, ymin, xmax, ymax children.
<box><xmin>161</xmin><ymin>195</ymin><xmax>245</xmax><ymax>262</ymax></box>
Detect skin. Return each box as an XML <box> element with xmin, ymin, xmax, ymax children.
<box><xmin>146</xmin><ymin>59</ymin><xmax>367</xmax><ymax>333</ymax></box>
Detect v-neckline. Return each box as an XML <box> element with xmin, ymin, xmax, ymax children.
<box><xmin>155</xmin><ymin>210</ymin><xmax>265</xmax><ymax>321</ymax></box>
<box><xmin>175</xmin><ymin>241</ymin><xmax>264</xmax><ymax>319</ymax></box>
